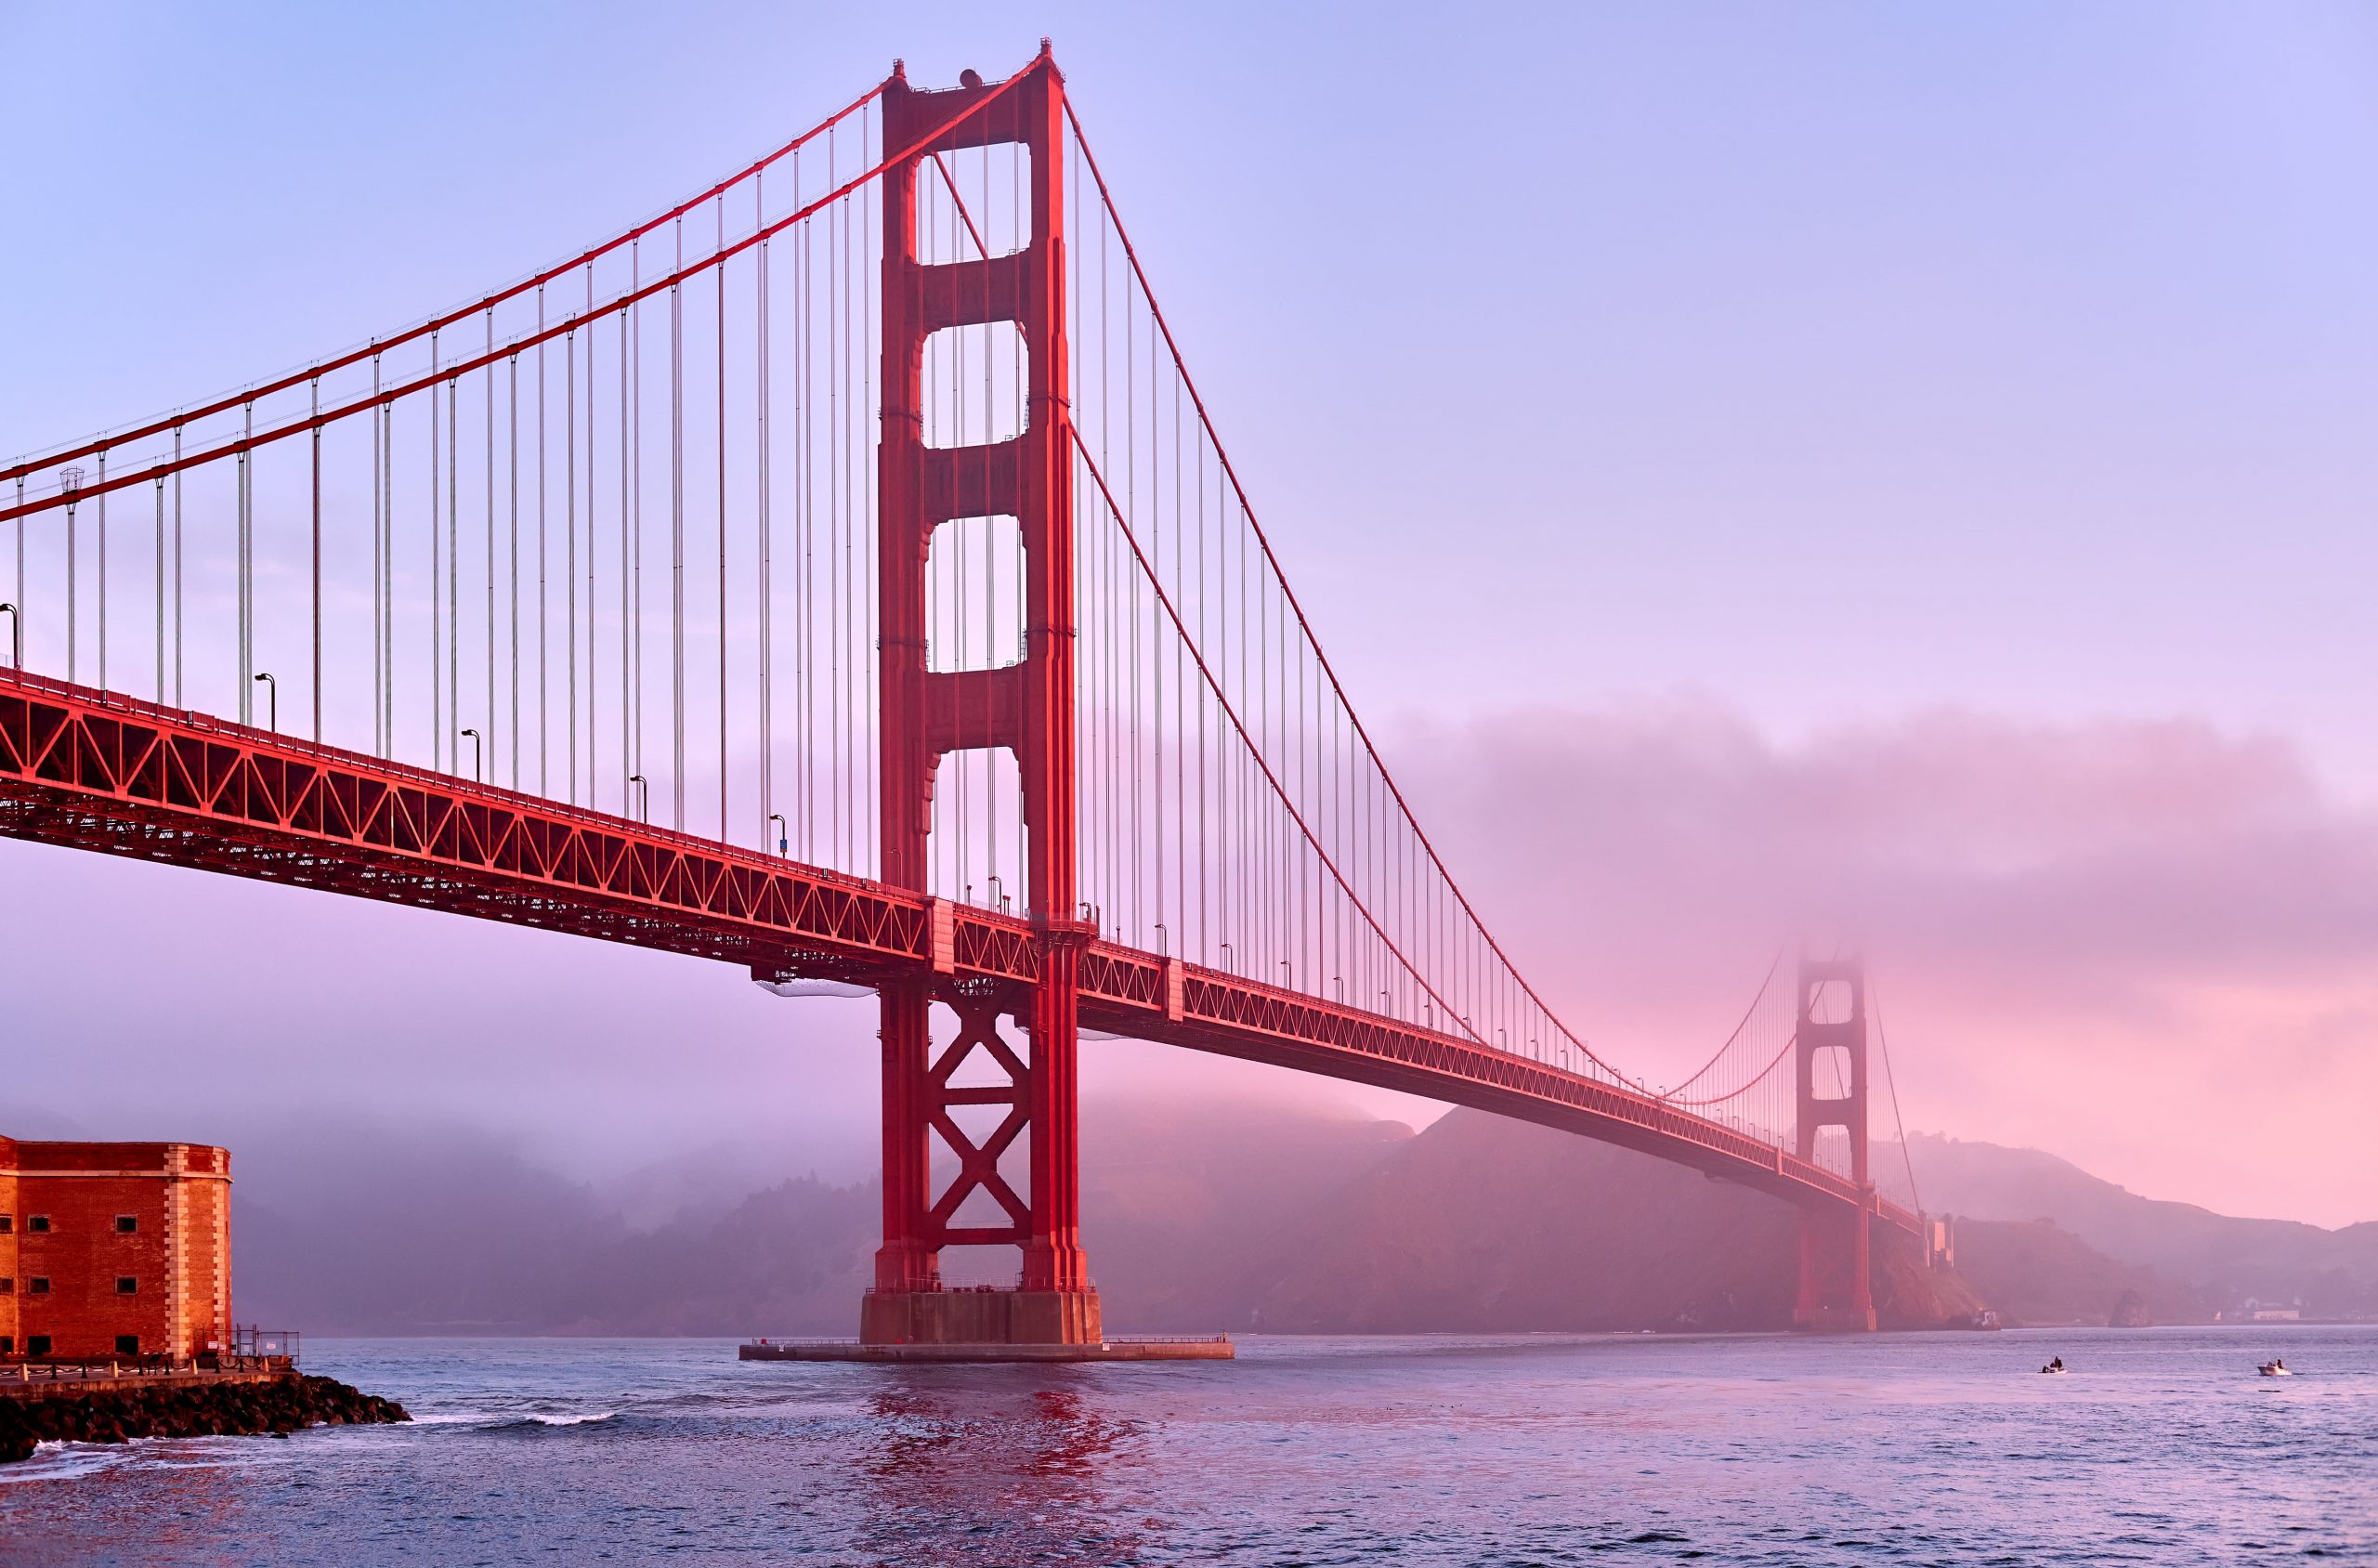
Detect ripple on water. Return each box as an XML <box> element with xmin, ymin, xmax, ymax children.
<box><xmin>0</xmin><ymin>1327</ymin><xmax>2371</xmax><ymax>1564</ymax></box>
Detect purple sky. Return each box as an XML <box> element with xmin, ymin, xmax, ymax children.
<box><xmin>2</xmin><ymin>2</ymin><xmax>2373</xmax><ymax>1225</ymax></box>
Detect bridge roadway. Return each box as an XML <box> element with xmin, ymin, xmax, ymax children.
<box><xmin>0</xmin><ymin>666</ymin><xmax>1914</xmax><ymax>1236</ymax></box>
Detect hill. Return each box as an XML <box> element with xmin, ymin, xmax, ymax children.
<box><xmin>1897</xmin><ymin>1134</ymin><xmax>2378</xmax><ymax>1320</ymax></box>
<box><xmin>221</xmin><ymin>1104</ymin><xmax>2368</xmax><ymax>1336</ymax></box>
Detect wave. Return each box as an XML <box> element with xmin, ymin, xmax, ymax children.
<box><xmin>412</xmin><ymin>1409</ymin><xmax>622</xmax><ymax>1431</ymax></box>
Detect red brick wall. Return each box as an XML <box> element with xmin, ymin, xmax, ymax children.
<box><xmin>3</xmin><ymin>1141</ymin><xmax>232</xmax><ymax>1360</ymax></box>
<box><xmin>0</xmin><ymin>1137</ymin><xmax>17</xmax><ymax>1354</ymax></box>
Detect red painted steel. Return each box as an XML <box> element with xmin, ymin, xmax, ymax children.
<box><xmin>868</xmin><ymin>48</ymin><xmax>1095</xmax><ymax>1340</ymax></box>
<box><xmin>1791</xmin><ymin>959</ymin><xmax>1878</xmax><ymax>1330</ymax></box>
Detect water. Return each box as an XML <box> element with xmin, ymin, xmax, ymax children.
<box><xmin>2</xmin><ymin>1326</ymin><xmax>2371</xmax><ymax>1564</ymax></box>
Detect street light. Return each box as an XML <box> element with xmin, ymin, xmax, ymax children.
<box><xmin>460</xmin><ymin>728</ymin><xmax>482</xmax><ymax>782</ymax></box>
<box><xmin>767</xmin><ymin>812</ymin><xmax>788</xmax><ymax>856</ymax></box>
<box><xmin>627</xmin><ymin>774</ymin><xmax>649</xmax><ymax>824</ymax></box>
<box><xmin>0</xmin><ymin>603</ymin><xmax>18</xmax><ymax>668</ymax></box>
<box><xmin>253</xmin><ymin>673</ymin><xmax>276</xmax><ymax>733</ymax></box>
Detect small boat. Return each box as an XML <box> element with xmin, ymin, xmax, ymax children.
<box><xmin>2258</xmin><ymin>1361</ymin><xmax>2293</xmax><ymax>1377</ymax></box>
<box><xmin>2040</xmin><ymin>1361</ymin><xmax>2068</xmax><ymax>1375</ymax></box>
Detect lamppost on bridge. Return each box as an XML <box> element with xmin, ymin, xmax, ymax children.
<box><xmin>460</xmin><ymin>728</ymin><xmax>482</xmax><ymax>782</ymax></box>
<box><xmin>627</xmin><ymin>774</ymin><xmax>649</xmax><ymax>824</ymax></box>
<box><xmin>768</xmin><ymin>813</ymin><xmax>788</xmax><ymax>856</ymax></box>
<box><xmin>253</xmin><ymin>673</ymin><xmax>276</xmax><ymax>734</ymax></box>
<box><xmin>0</xmin><ymin>603</ymin><xmax>18</xmax><ymax>668</ymax></box>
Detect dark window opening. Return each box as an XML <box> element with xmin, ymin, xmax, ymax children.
<box><xmin>0</xmin><ymin>1215</ymin><xmax>12</xmax><ymax>1234</ymax></box>
<box><xmin>115</xmin><ymin>1216</ymin><xmax>138</xmax><ymax>1235</ymax></box>
<box><xmin>0</xmin><ymin>1278</ymin><xmax>11</xmax><ymax>1295</ymax></box>
<box><xmin>116</xmin><ymin>1277</ymin><xmax>137</xmax><ymax>1295</ymax></box>
<box><xmin>27</xmin><ymin>1216</ymin><xmax>49</xmax><ymax>1234</ymax></box>
<box><xmin>27</xmin><ymin>1336</ymin><xmax>50</xmax><ymax>1358</ymax></box>
<box><xmin>0</xmin><ymin>1337</ymin><xmax>12</xmax><ymax>1355</ymax></box>
<box><xmin>115</xmin><ymin>1336</ymin><xmax>139</xmax><ymax>1357</ymax></box>
<box><xmin>28</xmin><ymin>1278</ymin><xmax>49</xmax><ymax>1296</ymax></box>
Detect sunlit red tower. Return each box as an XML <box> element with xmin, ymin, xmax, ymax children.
<box><xmin>864</xmin><ymin>47</ymin><xmax>1100</xmax><ymax>1348</ymax></box>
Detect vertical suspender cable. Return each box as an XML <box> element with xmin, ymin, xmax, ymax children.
<box><xmin>65</xmin><ymin>485</ymin><xmax>76</xmax><ymax>686</ymax></box>
<box><xmin>237</xmin><ymin>411</ymin><xmax>253</xmax><ymax>716</ymax></box>
<box><xmin>538</xmin><ymin>291</ymin><xmax>549</xmax><ymax>795</ymax></box>
<box><xmin>717</xmin><ymin>194</ymin><xmax>729</xmax><ymax>842</ymax></box>
<box><xmin>861</xmin><ymin>107</ymin><xmax>877</xmax><ymax>871</ymax></box>
<box><xmin>10</xmin><ymin>476</ymin><xmax>20</xmax><ymax>667</ymax></box>
<box><xmin>486</xmin><ymin>311</ymin><xmax>496</xmax><ymax>771</ymax></box>
<box><xmin>312</xmin><ymin>378</ymin><xmax>323</xmax><ymax>739</ymax></box>
<box><xmin>825</xmin><ymin>132</ymin><xmax>839</xmax><ymax>866</ymax></box>
<box><xmin>448</xmin><ymin>372</ymin><xmax>459</xmax><ymax>767</ymax></box>
<box><xmin>584</xmin><ymin>268</ymin><xmax>599</xmax><ymax>804</ymax></box>
<box><xmin>633</xmin><ymin>240</ymin><xmax>646</xmax><ymax>803</ymax></box>
<box><xmin>567</xmin><ymin>320</ymin><xmax>578</xmax><ymax>804</ymax></box>
<box><xmin>673</xmin><ymin>218</ymin><xmax>686</xmax><ymax>830</ymax></box>
<box><xmin>370</xmin><ymin>369</ymin><xmax>383</xmax><ymax>752</ymax></box>
<box><xmin>621</xmin><ymin>292</ymin><xmax>633</xmax><ymax>811</ymax></box>
<box><xmin>97</xmin><ymin>451</ymin><xmax>108</xmax><ymax>691</ymax></box>
<box><xmin>430</xmin><ymin>338</ymin><xmax>443</xmax><ymax>767</ymax></box>
<box><xmin>510</xmin><ymin>353</ymin><xmax>520</xmax><ymax>787</ymax></box>
<box><xmin>757</xmin><ymin>171</ymin><xmax>773</xmax><ymax>848</ymax></box>
<box><xmin>153</xmin><ymin>475</ymin><xmax>164</xmax><ymax>700</ymax></box>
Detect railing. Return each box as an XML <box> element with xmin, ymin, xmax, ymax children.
<box><xmin>0</xmin><ymin>1354</ymin><xmax>287</xmax><ymax>1383</ymax></box>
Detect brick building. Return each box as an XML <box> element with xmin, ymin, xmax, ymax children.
<box><xmin>0</xmin><ymin>1139</ymin><xmax>231</xmax><ymax>1362</ymax></box>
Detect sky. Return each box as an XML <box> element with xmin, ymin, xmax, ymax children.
<box><xmin>0</xmin><ymin>1</ymin><xmax>2373</xmax><ymax>1226</ymax></box>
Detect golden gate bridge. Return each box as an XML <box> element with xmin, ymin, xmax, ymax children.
<box><xmin>0</xmin><ymin>46</ymin><xmax>1929</xmax><ymax>1352</ymax></box>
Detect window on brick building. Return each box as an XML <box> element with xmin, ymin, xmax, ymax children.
<box><xmin>0</xmin><ymin>1215</ymin><xmax>11</xmax><ymax>1234</ymax></box>
<box><xmin>0</xmin><ymin>1337</ymin><xmax>11</xmax><ymax>1354</ymax></box>
<box><xmin>28</xmin><ymin>1278</ymin><xmax>49</xmax><ymax>1295</ymax></box>
<box><xmin>27</xmin><ymin>1216</ymin><xmax>48</xmax><ymax>1234</ymax></box>
<box><xmin>117</xmin><ymin>1277</ymin><xmax>137</xmax><ymax>1295</ymax></box>
<box><xmin>0</xmin><ymin>1279</ymin><xmax>11</xmax><ymax>1294</ymax></box>
<box><xmin>115</xmin><ymin>1216</ymin><xmax>138</xmax><ymax>1235</ymax></box>
<box><xmin>115</xmin><ymin>1336</ymin><xmax>139</xmax><ymax>1356</ymax></box>
<box><xmin>27</xmin><ymin>1337</ymin><xmax>49</xmax><ymax>1357</ymax></box>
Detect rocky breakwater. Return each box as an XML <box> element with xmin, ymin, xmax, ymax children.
<box><xmin>0</xmin><ymin>1374</ymin><xmax>410</xmax><ymax>1462</ymax></box>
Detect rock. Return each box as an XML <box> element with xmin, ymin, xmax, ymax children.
<box><xmin>0</xmin><ymin>1373</ymin><xmax>409</xmax><ymax>1462</ymax></box>
<box><xmin>2108</xmin><ymin>1287</ymin><xmax>2152</xmax><ymax>1327</ymax></box>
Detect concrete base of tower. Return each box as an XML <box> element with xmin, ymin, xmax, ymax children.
<box><xmin>739</xmin><ymin>1336</ymin><xmax>1234</xmax><ymax>1364</ymax></box>
<box><xmin>860</xmin><ymin>1286</ymin><xmax>1104</xmax><ymax>1348</ymax></box>
<box><xmin>736</xmin><ymin>1287</ymin><xmax>1233</xmax><ymax>1362</ymax></box>
<box><xmin>1793</xmin><ymin>1302</ymin><xmax>1879</xmax><ymax>1334</ymax></box>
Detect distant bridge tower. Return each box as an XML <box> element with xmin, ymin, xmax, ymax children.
<box><xmin>1793</xmin><ymin>956</ymin><xmax>1877</xmax><ymax>1331</ymax></box>
<box><xmin>865</xmin><ymin>47</ymin><xmax>1100</xmax><ymax>1349</ymax></box>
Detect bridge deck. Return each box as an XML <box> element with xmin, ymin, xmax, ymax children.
<box><xmin>0</xmin><ymin>668</ymin><xmax>1913</xmax><ymax>1235</ymax></box>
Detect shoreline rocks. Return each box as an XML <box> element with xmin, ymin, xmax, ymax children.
<box><xmin>0</xmin><ymin>1375</ymin><xmax>410</xmax><ymax>1463</ymax></box>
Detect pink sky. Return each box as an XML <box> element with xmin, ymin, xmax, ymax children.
<box><xmin>1394</xmin><ymin>701</ymin><xmax>2378</xmax><ymax>1226</ymax></box>
<box><xmin>0</xmin><ymin>3</ymin><xmax>2371</xmax><ymax>1227</ymax></box>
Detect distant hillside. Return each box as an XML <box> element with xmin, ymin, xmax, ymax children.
<box><xmin>1895</xmin><ymin>1134</ymin><xmax>2378</xmax><ymax>1320</ymax></box>
<box><xmin>1236</xmin><ymin>1108</ymin><xmax>1981</xmax><ymax>1333</ymax></box>
<box><xmin>1947</xmin><ymin>1218</ymin><xmax>2207</xmax><ymax>1326</ymax></box>
<box><xmin>224</xmin><ymin>1104</ymin><xmax>2371</xmax><ymax>1337</ymax></box>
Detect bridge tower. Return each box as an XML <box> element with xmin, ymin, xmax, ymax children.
<box><xmin>1792</xmin><ymin>956</ymin><xmax>1877</xmax><ymax>1331</ymax></box>
<box><xmin>864</xmin><ymin>48</ymin><xmax>1100</xmax><ymax>1349</ymax></box>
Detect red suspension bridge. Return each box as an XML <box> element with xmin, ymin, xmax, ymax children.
<box><xmin>0</xmin><ymin>47</ymin><xmax>1928</xmax><ymax>1348</ymax></box>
